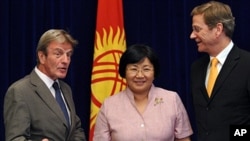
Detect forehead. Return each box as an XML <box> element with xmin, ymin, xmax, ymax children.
<box><xmin>48</xmin><ymin>41</ymin><xmax>73</xmax><ymax>50</ymax></box>
<box><xmin>192</xmin><ymin>14</ymin><xmax>206</xmax><ymax>27</ymax></box>
<box><xmin>128</xmin><ymin>58</ymin><xmax>152</xmax><ymax>66</ymax></box>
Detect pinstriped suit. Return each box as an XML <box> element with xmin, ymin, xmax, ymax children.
<box><xmin>4</xmin><ymin>69</ymin><xmax>86</xmax><ymax>141</ymax></box>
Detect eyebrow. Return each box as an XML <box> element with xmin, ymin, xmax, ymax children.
<box><xmin>192</xmin><ymin>25</ymin><xmax>202</xmax><ymax>32</ymax></box>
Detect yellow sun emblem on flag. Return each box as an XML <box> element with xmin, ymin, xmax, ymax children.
<box><xmin>90</xmin><ymin>26</ymin><xmax>127</xmax><ymax>130</ymax></box>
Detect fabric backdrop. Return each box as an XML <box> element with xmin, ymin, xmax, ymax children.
<box><xmin>1</xmin><ymin>0</ymin><xmax>250</xmax><ymax>140</ymax></box>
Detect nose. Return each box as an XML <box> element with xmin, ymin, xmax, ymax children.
<box><xmin>61</xmin><ymin>54</ymin><xmax>71</xmax><ymax>63</ymax></box>
<box><xmin>190</xmin><ymin>31</ymin><xmax>196</xmax><ymax>39</ymax></box>
<box><xmin>135</xmin><ymin>70</ymin><xmax>144</xmax><ymax>77</ymax></box>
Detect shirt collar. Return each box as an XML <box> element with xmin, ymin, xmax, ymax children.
<box><xmin>34</xmin><ymin>67</ymin><xmax>56</xmax><ymax>88</ymax></box>
<box><xmin>125</xmin><ymin>84</ymin><xmax>156</xmax><ymax>103</ymax></box>
<box><xmin>211</xmin><ymin>40</ymin><xmax>234</xmax><ymax>65</ymax></box>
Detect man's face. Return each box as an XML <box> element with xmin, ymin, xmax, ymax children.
<box><xmin>190</xmin><ymin>14</ymin><xmax>218</xmax><ymax>53</ymax></box>
<box><xmin>38</xmin><ymin>41</ymin><xmax>73</xmax><ymax>80</ymax></box>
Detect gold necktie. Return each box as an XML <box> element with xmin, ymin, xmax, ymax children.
<box><xmin>207</xmin><ymin>58</ymin><xmax>219</xmax><ymax>97</ymax></box>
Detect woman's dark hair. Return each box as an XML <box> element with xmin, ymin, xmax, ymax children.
<box><xmin>119</xmin><ymin>44</ymin><xmax>160</xmax><ymax>78</ymax></box>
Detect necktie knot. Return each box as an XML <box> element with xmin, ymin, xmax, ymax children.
<box><xmin>53</xmin><ymin>82</ymin><xmax>60</xmax><ymax>91</ymax></box>
<box><xmin>211</xmin><ymin>58</ymin><xmax>219</xmax><ymax>67</ymax></box>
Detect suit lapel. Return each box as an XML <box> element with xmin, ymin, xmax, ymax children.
<box><xmin>59</xmin><ymin>81</ymin><xmax>73</xmax><ymax>125</ymax></box>
<box><xmin>30</xmin><ymin>70</ymin><xmax>70</xmax><ymax>128</ymax></box>
<box><xmin>58</xmin><ymin>80</ymin><xmax>74</xmax><ymax>136</ymax></box>
<box><xmin>59</xmin><ymin>81</ymin><xmax>72</xmax><ymax>112</ymax></box>
<box><xmin>199</xmin><ymin>56</ymin><xmax>211</xmax><ymax>100</ymax></box>
<box><xmin>211</xmin><ymin>46</ymin><xmax>240</xmax><ymax>98</ymax></box>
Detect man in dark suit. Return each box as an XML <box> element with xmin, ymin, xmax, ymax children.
<box><xmin>190</xmin><ymin>1</ymin><xmax>250</xmax><ymax>141</ymax></box>
<box><xmin>4</xmin><ymin>29</ymin><xmax>87</xmax><ymax>141</ymax></box>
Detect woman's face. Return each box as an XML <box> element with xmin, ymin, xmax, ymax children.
<box><xmin>125</xmin><ymin>57</ymin><xmax>154</xmax><ymax>95</ymax></box>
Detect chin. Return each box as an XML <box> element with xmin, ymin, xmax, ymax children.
<box><xmin>198</xmin><ymin>47</ymin><xmax>205</xmax><ymax>52</ymax></box>
<box><xmin>58</xmin><ymin>75</ymin><xmax>67</xmax><ymax>79</ymax></box>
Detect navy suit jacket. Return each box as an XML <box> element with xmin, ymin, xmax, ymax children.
<box><xmin>191</xmin><ymin>45</ymin><xmax>250</xmax><ymax>141</ymax></box>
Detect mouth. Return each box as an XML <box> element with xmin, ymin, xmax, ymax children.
<box><xmin>134</xmin><ymin>80</ymin><xmax>146</xmax><ymax>85</ymax></box>
<box><xmin>58</xmin><ymin>67</ymin><xmax>67</xmax><ymax>73</ymax></box>
<box><xmin>195</xmin><ymin>39</ymin><xmax>201</xmax><ymax>44</ymax></box>
<box><xmin>196</xmin><ymin>40</ymin><xmax>202</xmax><ymax>47</ymax></box>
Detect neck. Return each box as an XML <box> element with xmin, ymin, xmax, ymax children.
<box><xmin>134</xmin><ymin>92</ymin><xmax>148</xmax><ymax>101</ymax></box>
<box><xmin>210</xmin><ymin>37</ymin><xmax>231</xmax><ymax>57</ymax></box>
<box><xmin>134</xmin><ymin>93</ymin><xmax>148</xmax><ymax>114</ymax></box>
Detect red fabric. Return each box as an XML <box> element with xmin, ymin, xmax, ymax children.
<box><xmin>89</xmin><ymin>0</ymin><xmax>126</xmax><ymax>140</ymax></box>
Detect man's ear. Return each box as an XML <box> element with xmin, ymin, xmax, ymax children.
<box><xmin>38</xmin><ymin>51</ymin><xmax>46</xmax><ymax>64</ymax></box>
<box><xmin>215</xmin><ymin>22</ymin><xmax>223</xmax><ymax>37</ymax></box>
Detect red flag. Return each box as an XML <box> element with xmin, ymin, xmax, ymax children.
<box><xmin>89</xmin><ymin>0</ymin><xmax>127</xmax><ymax>140</ymax></box>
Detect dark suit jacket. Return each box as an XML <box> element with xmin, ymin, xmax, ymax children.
<box><xmin>4</xmin><ymin>69</ymin><xmax>86</xmax><ymax>141</ymax></box>
<box><xmin>191</xmin><ymin>46</ymin><xmax>250</xmax><ymax>141</ymax></box>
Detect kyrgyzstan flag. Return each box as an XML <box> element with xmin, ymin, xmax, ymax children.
<box><xmin>89</xmin><ymin>0</ymin><xmax>127</xmax><ymax>140</ymax></box>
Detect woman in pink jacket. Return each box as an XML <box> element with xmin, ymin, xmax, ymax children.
<box><xmin>94</xmin><ymin>44</ymin><xmax>193</xmax><ymax>141</ymax></box>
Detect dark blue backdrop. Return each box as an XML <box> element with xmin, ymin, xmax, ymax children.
<box><xmin>1</xmin><ymin>0</ymin><xmax>250</xmax><ymax>140</ymax></box>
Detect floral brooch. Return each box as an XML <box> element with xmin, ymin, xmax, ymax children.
<box><xmin>154</xmin><ymin>97</ymin><xmax>164</xmax><ymax>106</ymax></box>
